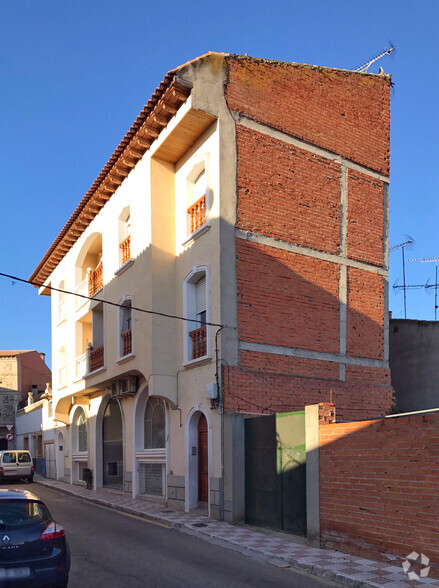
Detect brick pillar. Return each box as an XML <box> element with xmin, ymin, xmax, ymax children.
<box><xmin>318</xmin><ymin>402</ymin><xmax>335</xmax><ymax>424</ymax></box>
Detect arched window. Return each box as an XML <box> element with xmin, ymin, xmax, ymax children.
<box><xmin>75</xmin><ymin>408</ymin><xmax>87</xmax><ymax>452</ymax></box>
<box><xmin>144</xmin><ymin>398</ymin><xmax>166</xmax><ymax>449</ymax></box>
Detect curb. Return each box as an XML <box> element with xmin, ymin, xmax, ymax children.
<box><xmin>34</xmin><ymin>478</ymin><xmax>183</xmax><ymax>531</ymax></box>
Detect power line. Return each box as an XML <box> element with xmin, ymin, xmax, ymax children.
<box><xmin>0</xmin><ymin>272</ymin><xmax>227</xmax><ymax>329</ymax></box>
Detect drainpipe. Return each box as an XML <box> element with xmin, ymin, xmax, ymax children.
<box><xmin>214</xmin><ymin>327</ymin><xmax>224</xmax><ymax>521</ymax></box>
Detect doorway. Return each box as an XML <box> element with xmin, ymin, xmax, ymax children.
<box><xmin>57</xmin><ymin>431</ymin><xmax>65</xmax><ymax>481</ymax></box>
<box><xmin>198</xmin><ymin>414</ymin><xmax>208</xmax><ymax>503</ymax></box>
<box><xmin>102</xmin><ymin>398</ymin><xmax>123</xmax><ymax>489</ymax></box>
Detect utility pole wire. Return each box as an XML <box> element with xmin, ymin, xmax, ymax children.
<box><xmin>0</xmin><ymin>272</ymin><xmax>227</xmax><ymax>329</ymax></box>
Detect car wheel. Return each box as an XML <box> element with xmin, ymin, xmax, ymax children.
<box><xmin>55</xmin><ymin>579</ymin><xmax>69</xmax><ymax>588</ymax></box>
<box><xmin>27</xmin><ymin>476</ymin><xmax>34</xmax><ymax>483</ymax></box>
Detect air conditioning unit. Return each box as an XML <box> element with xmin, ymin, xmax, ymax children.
<box><xmin>111</xmin><ymin>381</ymin><xmax>120</xmax><ymax>398</ymax></box>
<box><xmin>118</xmin><ymin>376</ymin><xmax>137</xmax><ymax>398</ymax></box>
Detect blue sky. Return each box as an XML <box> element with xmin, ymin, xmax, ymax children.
<box><xmin>0</xmin><ymin>1</ymin><xmax>437</xmax><ymax>367</ymax></box>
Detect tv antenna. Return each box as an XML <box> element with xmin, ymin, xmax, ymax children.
<box><xmin>390</xmin><ymin>237</ymin><xmax>414</xmax><ymax>319</ymax></box>
<box><xmin>408</xmin><ymin>257</ymin><xmax>439</xmax><ymax>321</ymax></box>
<box><xmin>356</xmin><ymin>44</ymin><xmax>395</xmax><ymax>73</ymax></box>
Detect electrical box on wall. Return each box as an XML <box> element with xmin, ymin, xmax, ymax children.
<box><xmin>206</xmin><ymin>383</ymin><xmax>218</xmax><ymax>400</ymax></box>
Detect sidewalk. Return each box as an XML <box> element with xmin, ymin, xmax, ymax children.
<box><xmin>35</xmin><ymin>476</ymin><xmax>437</xmax><ymax>587</ymax></box>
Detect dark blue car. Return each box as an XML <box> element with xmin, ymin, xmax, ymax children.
<box><xmin>0</xmin><ymin>489</ymin><xmax>70</xmax><ymax>587</ymax></box>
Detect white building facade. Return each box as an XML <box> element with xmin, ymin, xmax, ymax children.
<box><xmin>31</xmin><ymin>54</ymin><xmax>242</xmax><ymax>521</ymax></box>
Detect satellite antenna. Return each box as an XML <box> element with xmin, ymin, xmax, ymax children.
<box><xmin>390</xmin><ymin>237</ymin><xmax>414</xmax><ymax>319</ymax></box>
<box><xmin>408</xmin><ymin>257</ymin><xmax>439</xmax><ymax>321</ymax></box>
<box><xmin>356</xmin><ymin>45</ymin><xmax>395</xmax><ymax>73</ymax></box>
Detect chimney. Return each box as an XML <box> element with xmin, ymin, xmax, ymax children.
<box><xmin>38</xmin><ymin>352</ymin><xmax>46</xmax><ymax>363</ymax></box>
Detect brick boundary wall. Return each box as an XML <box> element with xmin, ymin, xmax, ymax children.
<box><xmin>319</xmin><ymin>412</ymin><xmax>439</xmax><ymax>576</ymax></box>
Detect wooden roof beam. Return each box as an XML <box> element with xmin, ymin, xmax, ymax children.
<box><xmin>133</xmin><ymin>136</ymin><xmax>152</xmax><ymax>149</ymax></box>
<box><xmin>149</xmin><ymin>112</ymin><xmax>168</xmax><ymax>127</ymax></box>
<box><xmin>160</xmin><ymin>100</ymin><xmax>178</xmax><ymax>115</ymax></box>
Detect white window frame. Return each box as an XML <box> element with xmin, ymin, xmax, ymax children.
<box><xmin>182</xmin><ymin>265</ymin><xmax>211</xmax><ymax>366</ymax></box>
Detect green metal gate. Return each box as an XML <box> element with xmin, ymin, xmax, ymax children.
<box><xmin>245</xmin><ymin>411</ymin><xmax>306</xmax><ymax>535</ymax></box>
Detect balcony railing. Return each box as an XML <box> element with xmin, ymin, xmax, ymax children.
<box><xmin>189</xmin><ymin>326</ymin><xmax>207</xmax><ymax>359</ymax></box>
<box><xmin>119</xmin><ymin>235</ymin><xmax>131</xmax><ymax>265</ymax></box>
<box><xmin>187</xmin><ymin>194</ymin><xmax>206</xmax><ymax>234</ymax></box>
<box><xmin>75</xmin><ymin>352</ymin><xmax>87</xmax><ymax>380</ymax></box>
<box><xmin>75</xmin><ymin>277</ymin><xmax>89</xmax><ymax>310</ymax></box>
<box><xmin>121</xmin><ymin>329</ymin><xmax>132</xmax><ymax>357</ymax></box>
<box><xmin>89</xmin><ymin>346</ymin><xmax>104</xmax><ymax>372</ymax></box>
<box><xmin>88</xmin><ymin>262</ymin><xmax>103</xmax><ymax>297</ymax></box>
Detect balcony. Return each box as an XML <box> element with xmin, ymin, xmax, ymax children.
<box><xmin>121</xmin><ymin>329</ymin><xmax>132</xmax><ymax>357</ymax></box>
<box><xmin>89</xmin><ymin>345</ymin><xmax>104</xmax><ymax>373</ymax></box>
<box><xmin>88</xmin><ymin>262</ymin><xmax>103</xmax><ymax>297</ymax></box>
<box><xmin>75</xmin><ymin>352</ymin><xmax>87</xmax><ymax>380</ymax></box>
<box><xmin>189</xmin><ymin>326</ymin><xmax>207</xmax><ymax>359</ymax></box>
<box><xmin>119</xmin><ymin>235</ymin><xmax>131</xmax><ymax>265</ymax></box>
<box><xmin>75</xmin><ymin>277</ymin><xmax>89</xmax><ymax>311</ymax></box>
<box><xmin>187</xmin><ymin>194</ymin><xmax>206</xmax><ymax>234</ymax></box>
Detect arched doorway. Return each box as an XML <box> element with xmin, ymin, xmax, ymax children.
<box><xmin>186</xmin><ymin>408</ymin><xmax>210</xmax><ymax>511</ymax></box>
<box><xmin>102</xmin><ymin>398</ymin><xmax>123</xmax><ymax>489</ymax></box>
<box><xmin>57</xmin><ymin>431</ymin><xmax>65</xmax><ymax>481</ymax></box>
<box><xmin>198</xmin><ymin>415</ymin><xmax>208</xmax><ymax>503</ymax></box>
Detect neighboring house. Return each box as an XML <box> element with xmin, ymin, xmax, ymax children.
<box><xmin>390</xmin><ymin>318</ymin><xmax>439</xmax><ymax>412</ymax></box>
<box><xmin>15</xmin><ymin>384</ymin><xmax>55</xmax><ymax>476</ymax></box>
<box><xmin>0</xmin><ymin>350</ymin><xmax>51</xmax><ymax>450</ymax></box>
<box><xmin>29</xmin><ymin>53</ymin><xmax>392</xmax><ymax>522</ymax></box>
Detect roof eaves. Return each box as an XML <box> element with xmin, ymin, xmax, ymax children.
<box><xmin>30</xmin><ymin>69</ymin><xmax>191</xmax><ymax>285</ymax></box>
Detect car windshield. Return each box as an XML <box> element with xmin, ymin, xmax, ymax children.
<box><xmin>0</xmin><ymin>500</ymin><xmax>51</xmax><ymax>529</ymax></box>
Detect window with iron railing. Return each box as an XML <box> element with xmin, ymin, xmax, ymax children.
<box><xmin>89</xmin><ymin>345</ymin><xmax>104</xmax><ymax>372</ymax></box>
<box><xmin>88</xmin><ymin>261</ymin><xmax>103</xmax><ymax>297</ymax></box>
<box><xmin>119</xmin><ymin>235</ymin><xmax>131</xmax><ymax>265</ymax></box>
<box><xmin>187</xmin><ymin>195</ymin><xmax>206</xmax><ymax>234</ymax></box>
<box><xmin>188</xmin><ymin>326</ymin><xmax>207</xmax><ymax>359</ymax></box>
<box><xmin>119</xmin><ymin>298</ymin><xmax>133</xmax><ymax>358</ymax></box>
<box><xmin>187</xmin><ymin>168</ymin><xmax>207</xmax><ymax>237</ymax></box>
<box><xmin>121</xmin><ymin>329</ymin><xmax>132</xmax><ymax>356</ymax></box>
<box><xmin>185</xmin><ymin>271</ymin><xmax>209</xmax><ymax>362</ymax></box>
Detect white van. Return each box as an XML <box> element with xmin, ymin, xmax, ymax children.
<box><xmin>0</xmin><ymin>450</ymin><xmax>34</xmax><ymax>483</ymax></box>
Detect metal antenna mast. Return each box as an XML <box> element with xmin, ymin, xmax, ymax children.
<box><xmin>408</xmin><ymin>256</ymin><xmax>439</xmax><ymax>321</ymax></box>
<box><xmin>356</xmin><ymin>45</ymin><xmax>395</xmax><ymax>73</ymax></box>
<box><xmin>390</xmin><ymin>238</ymin><xmax>414</xmax><ymax>319</ymax></box>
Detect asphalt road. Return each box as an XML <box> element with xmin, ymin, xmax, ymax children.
<box><xmin>12</xmin><ymin>482</ymin><xmax>340</xmax><ymax>587</ymax></box>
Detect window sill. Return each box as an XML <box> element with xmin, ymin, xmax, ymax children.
<box><xmin>114</xmin><ymin>258</ymin><xmax>134</xmax><ymax>277</ymax></box>
<box><xmin>58</xmin><ymin>383</ymin><xmax>67</xmax><ymax>391</ymax></box>
<box><xmin>116</xmin><ymin>352</ymin><xmax>135</xmax><ymax>364</ymax></box>
<box><xmin>182</xmin><ymin>222</ymin><xmax>210</xmax><ymax>247</ymax></box>
<box><xmin>85</xmin><ymin>366</ymin><xmax>106</xmax><ymax>377</ymax></box>
<box><xmin>72</xmin><ymin>452</ymin><xmax>88</xmax><ymax>462</ymax></box>
<box><xmin>90</xmin><ymin>286</ymin><xmax>103</xmax><ymax>298</ymax></box>
<box><xmin>57</xmin><ymin>318</ymin><xmax>67</xmax><ymax>327</ymax></box>
<box><xmin>183</xmin><ymin>355</ymin><xmax>212</xmax><ymax>369</ymax></box>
